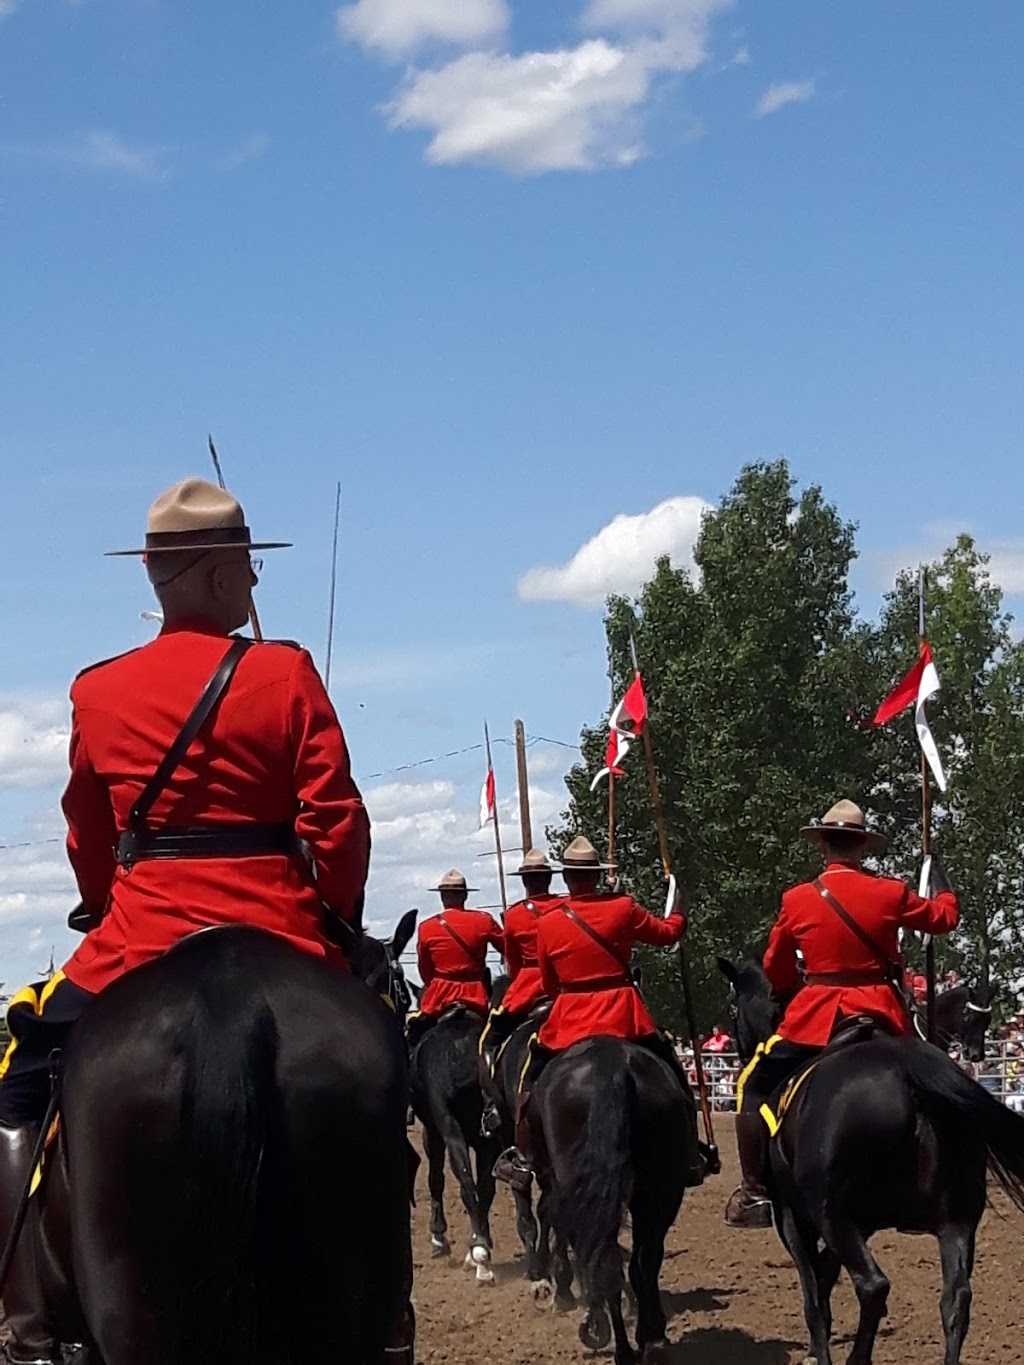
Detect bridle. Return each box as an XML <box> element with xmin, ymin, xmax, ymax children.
<box><xmin>363</xmin><ymin>941</ymin><xmax>411</xmax><ymax>1015</ymax></box>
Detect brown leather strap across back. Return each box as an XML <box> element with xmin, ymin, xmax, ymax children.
<box><xmin>559</xmin><ymin>905</ymin><xmax>634</xmax><ymax>979</ymax></box>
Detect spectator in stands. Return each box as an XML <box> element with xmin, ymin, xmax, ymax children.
<box><xmin>703</xmin><ymin>1023</ymin><xmax>732</xmax><ymax>1054</ymax></box>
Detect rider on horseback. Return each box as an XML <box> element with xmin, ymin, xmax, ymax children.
<box><xmin>478</xmin><ymin>847</ymin><xmax>566</xmax><ymax>1136</ymax></box>
<box><xmin>0</xmin><ymin>479</ymin><xmax>371</xmax><ymax>1365</ymax></box>
<box><xmin>493</xmin><ymin>835</ymin><xmax>706</xmax><ymax>1189</ymax></box>
<box><xmin>724</xmin><ymin>798</ymin><xmax>959</xmax><ymax>1230</ymax></box>
<box><xmin>405</xmin><ymin>871</ymin><xmax>504</xmax><ymax>1047</ymax></box>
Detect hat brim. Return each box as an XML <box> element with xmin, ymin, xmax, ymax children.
<box><xmin>429</xmin><ymin>885</ymin><xmax>479</xmax><ymax>893</ymax></box>
<box><xmin>513</xmin><ymin>866</ymin><xmax>561</xmax><ymax>877</ymax></box>
<box><xmin>106</xmin><ymin>541</ymin><xmax>292</xmax><ymax>557</ymax></box>
<box><xmin>801</xmin><ymin>825</ymin><xmax>887</xmax><ymax>854</ymax></box>
<box><xmin>562</xmin><ymin>860</ymin><xmax>617</xmax><ymax>873</ymax></box>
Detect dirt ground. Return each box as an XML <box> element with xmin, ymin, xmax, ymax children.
<box><xmin>412</xmin><ymin>1116</ymin><xmax>1024</xmax><ymax>1365</ymax></box>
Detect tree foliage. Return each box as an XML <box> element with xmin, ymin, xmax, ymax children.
<box><xmin>553</xmin><ymin>466</ymin><xmax>1024</xmax><ymax>1034</ymax></box>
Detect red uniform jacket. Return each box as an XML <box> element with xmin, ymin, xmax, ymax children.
<box><xmin>501</xmin><ymin>893</ymin><xmax>566</xmax><ymax>1016</ymax></box>
<box><xmin>62</xmin><ymin>621</ymin><xmax>370</xmax><ymax>995</ymax></box>
<box><xmin>536</xmin><ymin>893</ymin><xmax>685</xmax><ymax>1052</ymax></box>
<box><xmin>417</xmin><ymin>909</ymin><xmax>504</xmax><ymax>1017</ymax></box>
<box><xmin>765</xmin><ymin>862</ymin><xmax>959</xmax><ymax>1046</ymax></box>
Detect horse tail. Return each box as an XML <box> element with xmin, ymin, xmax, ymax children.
<box><xmin>900</xmin><ymin>1039</ymin><xmax>1024</xmax><ymax>1211</ymax></box>
<box><xmin>563</xmin><ymin>1045</ymin><xmax>633</xmax><ymax>1307</ymax></box>
<box><xmin>179</xmin><ymin>969</ymin><xmax>281</xmax><ymax>1365</ymax></box>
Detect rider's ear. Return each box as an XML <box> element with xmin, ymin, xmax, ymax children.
<box><xmin>391</xmin><ymin>908</ymin><xmax>418</xmax><ymax>959</ymax></box>
<box><xmin>717</xmin><ymin>956</ymin><xmax>739</xmax><ymax>984</ymax></box>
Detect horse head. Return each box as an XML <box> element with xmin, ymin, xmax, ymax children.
<box><xmin>932</xmin><ymin>981</ymin><xmax>993</xmax><ymax>1062</ymax></box>
<box><xmin>717</xmin><ymin>956</ymin><xmax>780</xmax><ymax>1065</ymax></box>
<box><xmin>350</xmin><ymin>908</ymin><xmax>418</xmax><ymax>1025</ymax></box>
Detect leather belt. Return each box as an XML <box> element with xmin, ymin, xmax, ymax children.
<box><xmin>804</xmin><ymin>970</ymin><xmax>890</xmax><ymax>987</ymax></box>
<box><xmin>117</xmin><ymin>822</ymin><xmax>297</xmax><ymax>868</ymax></box>
<box><xmin>560</xmin><ymin>975</ymin><xmax>635</xmax><ymax>994</ymax></box>
<box><xmin>434</xmin><ymin>968</ymin><xmax>483</xmax><ymax>983</ymax></box>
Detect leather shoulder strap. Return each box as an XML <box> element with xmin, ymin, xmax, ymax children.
<box><xmin>812</xmin><ymin>877</ymin><xmax>905</xmax><ymax>999</ymax></box>
<box><xmin>437</xmin><ymin>914</ymin><xmax>479</xmax><ymax>962</ymax></box>
<box><xmin>559</xmin><ymin>904</ymin><xmax>633</xmax><ymax>976</ymax></box>
<box><xmin>129</xmin><ymin>637</ymin><xmax>251</xmax><ymax>831</ymax></box>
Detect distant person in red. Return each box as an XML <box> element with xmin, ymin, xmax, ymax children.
<box><xmin>406</xmin><ymin>870</ymin><xmax>504</xmax><ymax>1045</ymax></box>
<box><xmin>479</xmin><ymin>848</ymin><xmax>565</xmax><ymax>1135</ymax></box>
<box><xmin>493</xmin><ymin>836</ymin><xmax>707</xmax><ymax>1191</ymax></box>
<box><xmin>0</xmin><ymin>477</ymin><xmax>370</xmax><ymax>1363</ymax></box>
<box><xmin>703</xmin><ymin>1024</ymin><xmax>732</xmax><ymax>1053</ymax></box>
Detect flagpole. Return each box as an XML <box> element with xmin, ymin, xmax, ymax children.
<box><xmin>324</xmin><ymin>481</ymin><xmax>341</xmax><ymax>691</ymax></box>
<box><xmin>207</xmin><ymin>433</ymin><xmax>263</xmax><ymax>642</ymax></box>
<box><xmin>920</xmin><ymin>567</ymin><xmax>937</xmax><ymax>1043</ymax></box>
<box><xmin>629</xmin><ymin>633</ymin><xmax>719</xmax><ymax>1171</ymax></box>
<box><xmin>485</xmin><ymin>722</ymin><xmax>509</xmax><ymax>918</ymax></box>
<box><xmin>607</xmin><ymin>649</ymin><xmax>616</xmax><ymax>883</ymax></box>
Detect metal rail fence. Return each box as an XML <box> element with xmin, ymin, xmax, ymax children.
<box><xmin>677</xmin><ymin>1041</ymin><xmax>1024</xmax><ymax>1112</ymax></box>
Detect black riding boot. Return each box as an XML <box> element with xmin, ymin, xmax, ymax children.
<box><xmin>0</xmin><ymin>1125</ymin><xmax>59</xmax><ymax>1365</ymax></box>
<box><xmin>478</xmin><ymin>1052</ymin><xmax>503</xmax><ymax>1138</ymax></box>
<box><xmin>723</xmin><ymin>1113</ymin><xmax>772</xmax><ymax>1229</ymax></box>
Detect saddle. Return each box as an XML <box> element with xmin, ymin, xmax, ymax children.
<box><xmin>759</xmin><ymin>1015</ymin><xmax>899</xmax><ymax>1135</ymax></box>
<box><xmin>437</xmin><ymin>1002</ymin><xmax>484</xmax><ymax>1026</ymax></box>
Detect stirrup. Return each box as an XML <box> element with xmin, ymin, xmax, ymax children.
<box><xmin>480</xmin><ymin>1102</ymin><xmax>502</xmax><ymax>1138</ymax></box>
<box><xmin>723</xmin><ymin>1186</ymin><xmax>773</xmax><ymax>1230</ymax></box>
<box><xmin>493</xmin><ymin>1146</ymin><xmax>532</xmax><ymax>1193</ymax></box>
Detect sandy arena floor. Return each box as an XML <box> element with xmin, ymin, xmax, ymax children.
<box><xmin>412</xmin><ymin>1116</ymin><xmax>1024</xmax><ymax>1365</ymax></box>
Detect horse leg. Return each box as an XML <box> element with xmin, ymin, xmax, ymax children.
<box><xmin>474</xmin><ymin>1136</ymin><xmax>498</xmax><ymax>1250</ymax></box>
<box><xmin>421</xmin><ymin>1117</ymin><xmax>450</xmax><ymax>1257</ymax></box>
<box><xmin>514</xmin><ymin>1180</ymin><xmax>542</xmax><ymax>1281</ymax></box>
<box><xmin>777</xmin><ymin>1204</ymin><xmax>834</xmax><ymax>1365</ymax></box>
<box><xmin>826</xmin><ymin>1219</ymin><xmax>889</xmax><ymax>1365</ymax></box>
<box><xmin>436</xmin><ymin>1112</ymin><xmax>494</xmax><ymax>1283</ymax></box>
<box><xmin>627</xmin><ymin>1183</ymin><xmax>674</xmax><ymax>1357</ymax></box>
<box><xmin>937</xmin><ymin>1220</ymin><xmax>976</xmax><ymax>1365</ymax></box>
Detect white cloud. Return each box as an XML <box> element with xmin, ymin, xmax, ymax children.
<box><xmin>862</xmin><ymin>528</ymin><xmax>1024</xmax><ymax>600</ymax></box>
<box><xmin>222</xmin><ymin>133</ymin><xmax>270</xmax><ymax>169</ymax></box>
<box><xmin>0</xmin><ymin>0</ymin><xmax>22</xmax><ymax>20</ymax></box>
<box><xmin>389</xmin><ymin>40</ymin><xmax>656</xmax><ymax>173</ymax></box>
<box><xmin>337</xmin><ymin>0</ymin><xmax>509</xmax><ymax>60</ymax></box>
<box><xmin>0</xmin><ymin>840</ymin><xmax>78</xmax><ymax>995</ymax></box>
<box><xmin>342</xmin><ymin>0</ymin><xmax>735</xmax><ymax>174</ymax></box>
<box><xmin>0</xmin><ymin>699</ymin><xmax>70</xmax><ymax>789</ymax></box>
<box><xmin>517</xmin><ymin>494</ymin><xmax>710</xmax><ymax>608</ymax></box>
<box><xmin>77</xmin><ymin>130</ymin><xmax>167</xmax><ymax>179</ymax></box>
<box><xmin>755</xmin><ymin>78</ymin><xmax>816</xmax><ymax>118</ymax></box>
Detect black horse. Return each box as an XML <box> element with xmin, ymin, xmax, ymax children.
<box><xmin>522</xmin><ymin>1036</ymin><xmax>692</xmax><ymax>1365</ymax></box>
<box><xmin>409</xmin><ymin>1006</ymin><xmax>502</xmax><ymax>1282</ymax></box>
<box><xmin>486</xmin><ymin>983</ymin><xmax>554</xmax><ymax>1289</ymax></box>
<box><xmin>720</xmin><ymin>956</ymin><xmax>1024</xmax><ymax>1365</ymax></box>
<box><xmin>31</xmin><ymin>925</ymin><xmax>413</xmax><ymax>1365</ymax></box>
<box><xmin>349</xmin><ymin>907</ymin><xmax>418</xmax><ymax>1028</ymax></box>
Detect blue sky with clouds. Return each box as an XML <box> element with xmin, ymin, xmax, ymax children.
<box><xmin>1</xmin><ymin>0</ymin><xmax>1022</xmax><ymax>985</ymax></box>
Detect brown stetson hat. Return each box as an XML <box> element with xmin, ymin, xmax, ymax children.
<box><xmin>800</xmin><ymin>799</ymin><xmax>887</xmax><ymax>854</ymax></box>
<box><xmin>514</xmin><ymin>848</ymin><xmax>561</xmax><ymax>877</ymax></box>
<box><xmin>429</xmin><ymin>868</ymin><xmax>479</xmax><ymax>893</ymax></box>
<box><xmin>561</xmin><ymin>835</ymin><xmax>615</xmax><ymax>872</ymax></box>
<box><xmin>106</xmin><ymin>478</ymin><xmax>292</xmax><ymax>556</ymax></box>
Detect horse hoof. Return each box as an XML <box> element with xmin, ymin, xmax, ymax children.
<box><xmin>641</xmin><ymin>1340</ymin><xmax>670</xmax><ymax>1365</ymax></box>
<box><xmin>531</xmin><ymin>1279</ymin><xmax>553</xmax><ymax>1307</ymax></box>
<box><xmin>430</xmin><ymin>1236</ymin><xmax>450</xmax><ymax>1258</ymax></box>
<box><xmin>579</xmin><ymin>1309</ymin><xmax>612</xmax><ymax>1351</ymax></box>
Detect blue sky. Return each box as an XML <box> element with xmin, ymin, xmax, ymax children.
<box><xmin>1</xmin><ymin>0</ymin><xmax>1022</xmax><ymax>985</ymax></box>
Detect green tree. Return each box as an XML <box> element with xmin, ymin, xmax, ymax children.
<box><xmin>868</xmin><ymin>537</ymin><xmax>1024</xmax><ymax>1004</ymax></box>
<box><xmin>554</xmin><ymin>460</ymin><xmax>877</xmax><ymax>1033</ymax></box>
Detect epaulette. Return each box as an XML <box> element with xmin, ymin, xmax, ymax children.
<box><xmin>247</xmin><ymin>637</ymin><xmax>304</xmax><ymax>650</ymax></box>
<box><xmin>74</xmin><ymin>647</ymin><xmax>142</xmax><ymax>680</ymax></box>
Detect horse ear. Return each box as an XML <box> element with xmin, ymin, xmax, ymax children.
<box><xmin>391</xmin><ymin>908</ymin><xmax>418</xmax><ymax>959</ymax></box>
<box><xmin>717</xmin><ymin>956</ymin><xmax>738</xmax><ymax>984</ymax></box>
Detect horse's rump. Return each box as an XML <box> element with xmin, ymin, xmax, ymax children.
<box><xmin>59</xmin><ymin>926</ymin><xmax>411</xmax><ymax>1365</ymax></box>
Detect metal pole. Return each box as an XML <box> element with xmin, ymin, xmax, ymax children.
<box><xmin>207</xmin><ymin>433</ymin><xmax>263</xmax><ymax>642</ymax></box>
<box><xmin>485</xmin><ymin>722</ymin><xmax>509</xmax><ymax>917</ymax></box>
<box><xmin>325</xmin><ymin>482</ymin><xmax>341</xmax><ymax>691</ymax></box>
<box><xmin>514</xmin><ymin>719</ymin><xmax>533</xmax><ymax>855</ymax></box>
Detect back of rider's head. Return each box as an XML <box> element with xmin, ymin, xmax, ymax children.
<box><xmin>521</xmin><ymin>871</ymin><xmax>552</xmax><ymax>899</ymax></box>
<box><xmin>439</xmin><ymin>888</ymin><xmax>469</xmax><ymax>910</ymax></box>
<box><xmin>148</xmin><ymin>548</ymin><xmax>257</xmax><ymax>634</ymax></box>
<box><xmin>819</xmin><ymin>831</ymin><xmax>867</xmax><ymax>866</ymax></box>
<box><xmin>564</xmin><ymin>868</ymin><xmax>602</xmax><ymax>897</ymax></box>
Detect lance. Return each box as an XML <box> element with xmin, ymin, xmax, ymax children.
<box><xmin>920</xmin><ymin>566</ymin><xmax>937</xmax><ymax>1043</ymax></box>
<box><xmin>207</xmin><ymin>433</ymin><xmax>263</xmax><ymax>642</ymax></box>
<box><xmin>629</xmin><ymin>632</ymin><xmax>719</xmax><ymax>1171</ymax></box>
<box><xmin>324</xmin><ymin>481</ymin><xmax>342</xmax><ymax>691</ymax></box>
<box><xmin>484</xmin><ymin>722</ymin><xmax>509</xmax><ymax>919</ymax></box>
